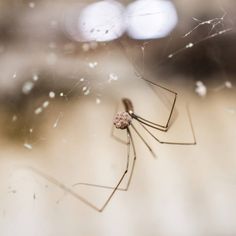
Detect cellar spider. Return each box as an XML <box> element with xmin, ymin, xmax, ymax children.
<box><xmin>72</xmin><ymin>81</ymin><xmax>196</xmax><ymax>212</ymax></box>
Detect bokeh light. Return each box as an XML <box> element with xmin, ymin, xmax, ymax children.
<box><xmin>125</xmin><ymin>0</ymin><xmax>178</xmax><ymax>40</ymax></box>
<box><xmin>78</xmin><ymin>0</ymin><xmax>125</xmax><ymax>42</ymax></box>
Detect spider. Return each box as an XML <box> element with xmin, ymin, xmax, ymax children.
<box><xmin>27</xmin><ymin>79</ymin><xmax>196</xmax><ymax>212</ymax></box>
<box><xmin>71</xmin><ymin>81</ymin><xmax>197</xmax><ymax>212</ymax></box>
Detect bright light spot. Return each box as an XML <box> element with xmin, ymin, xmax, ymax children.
<box><xmin>49</xmin><ymin>91</ymin><xmax>56</xmax><ymax>98</ymax></box>
<box><xmin>22</xmin><ymin>81</ymin><xmax>34</xmax><ymax>95</ymax></box>
<box><xmin>32</xmin><ymin>74</ymin><xmax>39</xmax><ymax>81</ymax></box>
<box><xmin>195</xmin><ymin>81</ymin><xmax>207</xmax><ymax>97</ymax></box>
<box><xmin>82</xmin><ymin>86</ymin><xmax>90</xmax><ymax>95</ymax></box>
<box><xmin>84</xmin><ymin>89</ymin><xmax>90</xmax><ymax>95</ymax></box>
<box><xmin>82</xmin><ymin>86</ymin><xmax>87</xmax><ymax>92</ymax></box>
<box><xmin>24</xmin><ymin>143</ymin><xmax>33</xmax><ymax>150</ymax></box>
<box><xmin>34</xmin><ymin>107</ymin><xmax>43</xmax><ymax>115</ymax></box>
<box><xmin>186</xmin><ymin>42</ymin><xmax>194</xmax><ymax>48</ymax></box>
<box><xmin>96</xmin><ymin>98</ymin><xmax>101</xmax><ymax>104</ymax></box>
<box><xmin>42</xmin><ymin>101</ymin><xmax>50</xmax><ymax>108</ymax></box>
<box><xmin>125</xmin><ymin>0</ymin><xmax>178</xmax><ymax>40</ymax></box>
<box><xmin>88</xmin><ymin>62</ymin><xmax>98</xmax><ymax>68</ymax></box>
<box><xmin>225</xmin><ymin>81</ymin><xmax>232</xmax><ymax>88</ymax></box>
<box><xmin>79</xmin><ymin>1</ymin><xmax>125</xmax><ymax>42</ymax></box>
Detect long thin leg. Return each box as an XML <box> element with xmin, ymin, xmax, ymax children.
<box><xmin>73</xmin><ymin>128</ymin><xmax>135</xmax><ymax>211</ymax></box>
<box><xmin>118</xmin><ymin>40</ymin><xmax>178</xmax><ymax>130</ymax></box>
<box><xmin>133</xmin><ymin>114</ymin><xmax>169</xmax><ymax>132</ymax></box>
<box><xmin>136</xmin><ymin>105</ymin><xmax>196</xmax><ymax>145</ymax></box>
<box><xmin>130</xmin><ymin>123</ymin><xmax>157</xmax><ymax>158</ymax></box>
<box><xmin>131</xmin><ymin>82</ymin><xmax>177</xmax><ymax>131</ymax></box>
<box><xmin>74</xmin><ymin>128</ymin><xmax>137</xmax><ymax>192</ymax></box>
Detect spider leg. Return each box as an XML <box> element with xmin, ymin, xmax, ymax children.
<box><xmin>73</xmin><ymin>128</ymin><xmax>137</xmax><ymax>193</ymax></box>
<box><xmin>72</xmin><ymin>128</ymin><xmax>136</xmax><ymax>211</ymax></box>
<box><xmin>117</xmin><ymin>40</ymin><xmax>178</xmax><ymax>130</ymax></box>
<box><xmin>132</xmin><ymin>80</ymin><xmax>178</xmax><ymax>131</ymax></box>
<box><xmin>136</xmin><ymin>105</ymin><xmax>196</xmax><ymax>145</ymax></box>
<box><xmin>130</xmin><ymin>123</ymin><xmax>157</xmax><ymax>158</ymax></box>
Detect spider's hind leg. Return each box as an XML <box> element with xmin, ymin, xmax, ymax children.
<box><xmin>72</xmin><ymin>128</ymin><xmax>137</xmax><ymax>211</ymax></box>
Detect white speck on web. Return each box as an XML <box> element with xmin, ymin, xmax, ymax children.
<box><xmin>29</xmin><ymin>128</ymin><xmax>33</xmax><ymax>133</ymax></box>
<box><xmin>42</xmin><ymin>101</ymin><xmax>50</xmax><ymax>108</ymax></box>
<box><xmin>195</xmin><ymin>81</ymin><xmax>207</xmax><ymax>97</ymax></box>
<box><xmin>49</xmin><ymin>91</ymin><xmax>56</xmax><ymax>98</ymax></box>
<box><xmin>13</xmin><ymin>73</ymin><xmax>17</xmax><ymax>79</ymax></box>
<box><xmin>12</xmin><ymin>115</ymin><xmax>18</xmax><ymax>122</ymax></box>
<box><xmin>53</xmin><ymin>112</ymin><xmax>63</xmax><ymax>128</ymax></box>
<box><xmin>24</xmin><ymin>143</ymin><xmax>33</xmax><ymax>150</ymax></box>
<box><xmin>82</xmin><ymin>85</ymin><xmax>90</xmax><ymax>96</ymax></box>
<box><xmin>22</xmin><ymin>81</ymin><xmax>34</xmax><ymax>95</ymax></box>
<box><xmin>108</xmin><ymin>73</ymin><xmax>118</xmax><ymax>83</ymax></box>
<box><xmin>32</xmin><ymin>74</ymin><xmax>39</xmax><ymax>81</ymax></box>
<box><xmin>84</xmin><ymin>89</ymin><xmax>90</xmax><ymax>96</ymax></box>
<box><xmin>186</xmin><ymin>43</ymin><xmax>194</xmax><ymax>48</ymax></box>
<box><xmin>60</xmin><ymin>92</ymin><xmax>64</xmax><ymax>97</ymax></box>
<box><xmin>34</xmin><ymin>107</ymin><xmax>43</xmax><ymax>115</ymax></box>
<box><xmin>80</xmin><ymin>78</ymin><xmax>85</xmax><ymax>82</ymax></box>
<box><xmin>88</xmin><ymin>62</ymin><xmax>98</xmax><ymax>69</ymax></box>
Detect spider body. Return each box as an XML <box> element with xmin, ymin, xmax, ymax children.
<box><xmin>113</xmin><ymin>111</ymin><xmax>132</xmax><ymax>129</ymax></box>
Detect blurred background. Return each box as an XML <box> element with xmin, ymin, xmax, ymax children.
<box><xmin>0</xmin><ymin>0</ymin><xmax>236</xmax><ymax>235</ymax></box>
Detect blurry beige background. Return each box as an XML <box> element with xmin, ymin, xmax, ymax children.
<box><xmin>0</xmin><ymin>0</ymin><xmax>236</xmax><ymax>236</ymax></box>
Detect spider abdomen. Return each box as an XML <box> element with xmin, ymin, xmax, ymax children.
<box><xmin>113</xmin><ymin>111</ymin><xmax>132</xmax><ymax>129</ymax></box>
